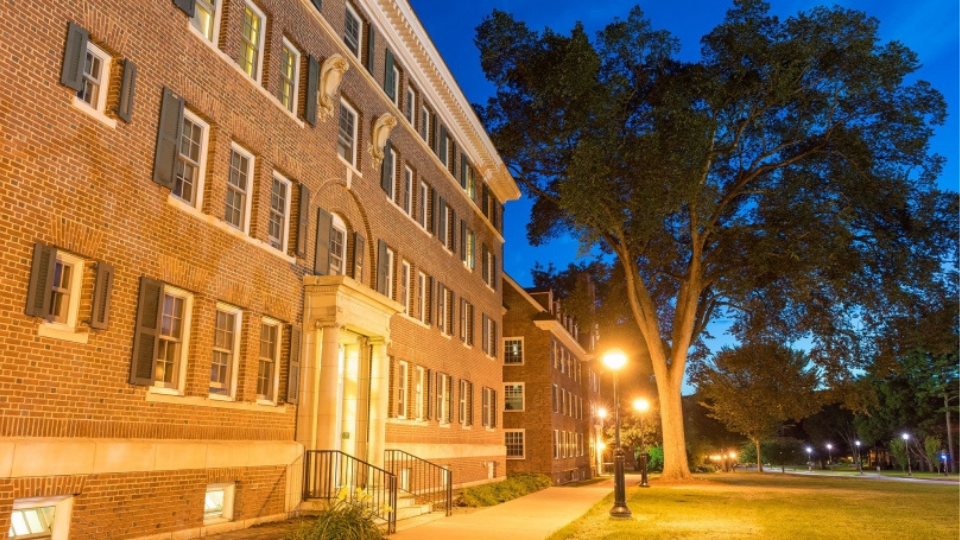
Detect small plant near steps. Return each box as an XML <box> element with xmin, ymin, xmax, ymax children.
<box><xmin>287</xmin><ymin>487</ymin><xmax>391</xmax><ymax>540</ymax></box>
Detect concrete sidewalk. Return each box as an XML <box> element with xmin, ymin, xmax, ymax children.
<box><xmin>388</xmin><ymin>477</ymin><xmax>615</xmax><ymax>540</ymax></box>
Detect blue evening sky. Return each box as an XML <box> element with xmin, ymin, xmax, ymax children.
<box><xmin>409</xmin><ymin>0</ymin><xmax>959</xmax><ymax>355</ymax></box>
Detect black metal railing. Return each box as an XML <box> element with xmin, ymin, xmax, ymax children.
<box><xmin>384</xmin><ymin>449</ymin><xmax>453</xmax><ymax>516</ymax></box>
<box><xmin>303</xmin><ymin>450</ymin><xmax>397</xmax><ymax>534</ymax></box>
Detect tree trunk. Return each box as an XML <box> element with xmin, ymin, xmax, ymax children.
<box><xmin>755</xmin><ymin>439</ymin><xmax>763</xmax><ymax>473</ymax></box>
<box><xmin>656</xmin><ymin>374</ymin><xmax>690</xmax><ymax>480</ymax></box>
<box><xmin>946</xmin><ymin>394</ymin><xmax>955</xmax><ymax>473</ymax></box>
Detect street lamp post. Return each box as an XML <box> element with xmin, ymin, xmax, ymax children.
<box><xmin>806</xmin><ymin>447</ymin><xmax>813</xmax><ymax>471</ymax></box>
<box><xmin>854</xmin><ymin>440</ymin><xmax>862</xmax><ymax>475</ymax></box>
<box><xmin>603</xmin><ymin>349</ymin><xmax>631</xmax><ymax>519</ymax></box>
<box><xmin>826</xmin><ymin>443</ymin><xmax>833</xmax><ymax>471</ymax></box>
<box><xmin>941</xmin><ymin>452</ymin><xmax>949</xmax><ymax>476</ymax></box>
<box><xmin>633</xmin><ymin>398</ymin><xmax>650</xmax><ymax>488</ymax></box>
<box><xmin>902</xmin><ymin>433</ymin><xmax>912</xmax><ymax>477</ymax></box>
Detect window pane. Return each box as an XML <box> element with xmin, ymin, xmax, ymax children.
<box><xmin>226</xmin><ymin>150</ymin><xmax>249</xmax><ymax>229</ymax></box>
<box><xmin>205</xmin><ymin>489</ymin><xmax>225</xmax><ymax>517</ymax></box>
<box><xmin>337</xmin><ymin>106</ymin><xmax>356</xmax><ymax>164</ymax></box>
<box><xmin>240</xmin><ymin>5</ymin><xmax>262</xmax><ymax>77</ymax></box>
<box><xmin>504</xmin><ymin>339</ymin><xmax>522</xmax><ymax>364</ymax></box>
<box><xmin>504</xmin><ymin>384</ymin><xmax>523</xmax><ymax>411</ymax></box>
<box><xmin>192</xmin><ymin>0</ymin><xmax>217</xmax><ymax>40</ymax></box>
<box><xmin>343</xmin><ymin>8</ymin><xmax>360</xmax><ymax>55</ymax></box>
<box><xmin>269</xmin><ymin>178</ymin><xmax>288</xmax><ymax>249</ymax></box>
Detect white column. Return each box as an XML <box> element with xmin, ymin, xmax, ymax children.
<box><xmin>367</xmin><ymin>337</ymin><xmax>390</xmax><ymax>468</ymax></box>
<box><xmin>315</xmin><ymin>324</ymin><xmax>342</xmax><ymax>451</ymax></box>
<box><xmin>297</xmin><ymin>324</ymin><xmax>322</xmax><ymax>450</ymax></box>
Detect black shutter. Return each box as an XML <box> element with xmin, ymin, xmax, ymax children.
<box><xmin>60</xmin><ymin>22</ymin><xmax>88</xmax><ymax>92</ymax></box>
<box><xmin>437</xmin><ymin>197</ymin><xmax>446</xmax><ymax>246</ymax></box>
<box><xmin>492</xmin><ymin>389</ymin><xmax>498</xmax><ymax>428</ymax></box>
<box><xmin>380</xmin><ymin>140</ymin><xmax>393</xmax><ymax>193</ymax></box>
<box><xmin>153</xmin><ymin>87</ymin><xmax>184</xmax><ymax>189</ymax></box>
<box><xmin>425</xmin><ymin>368</ymin><xmax>433</xmax><ymax>420</ymax></box>
<box><xmin>492</xmin><ymin>252</ymin><xmax>498</xmax><ymax>290</ymax></box>
<box><xmin>297</xmin><ymin>184</ymin><xmax>310</xmax><ymax>259</ymax></box>
<box><xmin>130</xmin><ymin>277</ymin><xmax>163</xmax><ymax>386</ymax></box>
<box><xmin>428</xmin><ymin>187</ymin><xmax>437</xmax><ymax>234</ymax></box>
<box><xmin>446</xmin><ymin>375</ymin><xmax>454</xmax><ymax>423</ymax></box>
<box><xmin>352</xmin><ymin>232</ymin><xmax>365</xmax><ymax>282</ymax></box>
<box><xmin>314</xmin><ymin>207</ymin><xmax>333</xmax><ymax>275</ymax></box>
<box><xmin>90</xmin><ymin>260</ymin><xmax>114</xmax><ymax>330</ymax></box>
<box><xmin>481</xmin><ymin>244</ymin><xmax>489</xmax><ymax>285</ymax></box>
<box><xmin>481</xmin><ymin>313</ymin><xmax>489</xmax><ymax>355</ymax></box>
<box><xmin>384</xmin><ymin>49</ymin><xmax>396</xmax><ymax>99</ymax></box>
<box><xmin>492</xmin><ymin>320</ymin><xmax>498</xmax><ymax>357</ymax></box>
<box><xmin>497</xmin><ymin>201</ymin><xmax>505</xmax><ymax>233</ymax></box>
<box><xmin>376</xmin><ymin>239</ymin><xmax>389</xmax><ymax>296</ymax></box>
<box><xmin>435</xmin><ymin>281</ymin><xmax>443</xmax><ymax>330</ymax></box>
<box><xmin>116</xmin><ymin>60</ymin><xmax>137</xmax><ymax>123</ymax></box>
<box><xmin>431</xmin><ymin>114</ymin><xmax>438</xmax><ymax>153</ymax></box>
<box><xmin>286</xmin><ymin>326</ymin><xmax>302</xmax><ymax>404</ymax></box>
<box><xmin>366</xmin><ymin>25</ymin><xmax>376</xmax><ymax>73</ymax></box>
<box><xmin>449</xmin><ymin>209</ymin><xmax>457</xmax><ymax>253</ymax></box>
<box><xmin>460</xmin><ymin>156</ymin><xmax>467</xmax><ymax>189</ymax></box>
<box><xmin>305</xmin><ymin>55</ymin><xmax>319</xmax><ymax>126</ymax></box>
<box><xmin>426</xmin><ymin>275</ymin><xmax>434</xmax><ymax>324</ymax></box>
<box><xmin>438</xmin><ymin>125</ymin><xmax>448</xmax><ymax>164</ymax></box>
<box><xmin>459</xmin><ymin>220</ymin><xmax>466</xmax><ymax>263</ymax></box>
<box><xmin>25</xmin><ymin>243</ymin><xmax>57</xmax><ymax>318</ymax></box>
<box><xmin>311</xmin><ymin>0</ymin><xmax>322</xmax><ymax>12</ymax></box>
<box><xmin>173</xmin><ymin>0</ymin><xmax>196</xmax><ymax>17</ymax></box>
<box><xmin>481</xmin><ymin>183</ymin><xmax>490</xmax><ymax>218</ymax></box>
<box><xmin>448</xmin><ymin>289</ymin><xmax>456</xmax><ymax>337</ymax></box>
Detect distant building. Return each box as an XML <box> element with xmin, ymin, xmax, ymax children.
<box><xmin>0</xmin><ymin>0</ymin><xmax>518</xmax><ymax>537</ymax></box>
<box><xmin>501</xmin><ymin>274</ymin><xmax>602</xmax><ymax>484</ymax></box>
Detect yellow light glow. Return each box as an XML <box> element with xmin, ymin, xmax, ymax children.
<box><xmin>729</xmin><ymin>452</ymin><xmax>737</xmax><ymax>460</ymax></box>
<box><xmin>598</xmin><ymin>407</ymin><xmax>608</xmax><ymax>419</ymax></box>
<box><xmin>598</xmin><ymin>442</ymin><xmax>607</xmax><ymax>451</ymax></box>
<box><xmin>602</xmin><ymin>348</ymin><xmax>627</xmax><ymax>371</ymax></box>
<box><xmin>633</xmin><ymin>398</ymin><xmax>650</xmax><ymax>412</ymax></box>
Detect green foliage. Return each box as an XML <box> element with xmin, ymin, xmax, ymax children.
<box><xmin>646</xmin><ymin>445</ymin><xmax>664</xmax><ymax>472</ymax></box>
<box><xmin>924</xmin><ymin>436</ymin><xmax>943</xmax><ymax>471</ymax></box>
<box><xmin>285</xmin><ymin>493</ymin><xmax>385</xmax><ymax>540</ymax></box>
<box><xmin>458</xmin><ymin>474</ymin><xmax>552</xmax><ymax>507</ymax></box>
<box><xmin>889</xmin><ymin>438</ymin><xmax>909</xmax><ymax>471</ymax></box>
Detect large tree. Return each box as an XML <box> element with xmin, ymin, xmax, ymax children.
<box><xmin>475</xmin><ymin>0</ymin><xmax>954</xmax><ymax>478</ymax></box>
<box><xmin>691</xmin><ymin>343</ymin><xmax>821</xmax><ymax>471</ymax></box>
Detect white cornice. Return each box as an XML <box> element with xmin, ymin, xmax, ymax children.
<box><xmin>505</xmin><ymin>274</ymin><xmax>591</xmax><ymax>359</ymax></box>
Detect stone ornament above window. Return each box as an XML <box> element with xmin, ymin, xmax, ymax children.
<box><xmin>369</xmin><ymin>113</ymin><xmax>397</xmax><ymax>172</ymax></box>
<box><xmin>318</xmin><ymin>54</ymin><xmax>350</xmax><ymax>122</ymax></box>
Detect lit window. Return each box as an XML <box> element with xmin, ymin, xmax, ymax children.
<box><xmin>343</xmin><ymin>4</ymin><xmax>362</xmax><ymax>58</ymax></box>
<box><xmin>173</xmin><ymin>111</ymin><xmax>208</xmax><ymax>207</ymax></box>
<box><xmin>401</xmin><ymin>261</ymin><xmax>411</xmax><ymax>314</ymax></box>
<box><xmin>204</xmin><ymin>483</ymin><xmax>235</xmax><ymax>522</ymax></box>
<box><xmin>505</xmin><ymin>430</ymin><xmax>524</xmax><ymax>459</ymax></box>
<box><xmin>416</xmin><ymin>271</ymin><xmax>427</xmax><ymax>323</ymax></box>
<box><xmin>155</xmin><ymin>289</ymin><xmax>188</xmax><ymax>388</ymax></box>
<box><xmin>466</xmin><ymin>230</ymin><xmax>475</xmax><ymax>269</ymax></box>
<box><xmin>437</xmin><ymin>373</ymin><xmax>450</xmax><ymax>424</ymax></box>
<box><xmin>239</xmin><ymin>2</ymin><xmax>266</xmax><ymax>81</ymax></box>
<box><xmin>384</xmin><ymin>248</ymin><xmax>395</xmax><ymax>300</ymax></box>
<box><xmin>459</xmin><ymin>379</ymin><xmax>473</xmax><ymax>426</ymax></box>
<box><xmin>414</xmin><ymin>366</ymin><xmax>425</xmax><ymax>420</ymax></box>
<box><xmin>191</xmin><ymin>0</ymin><xmax>219</xmax><ymax>42</ymax></box>
<box><xmin>338</xmin><ymin>100</ymin><xmax>358</xmax><ymax>166</ymax></box>
<box><xmin>46</xmin><ymin>252</ymin><xmax>83</xmax><ymax>329</ymax></box>
<box><xmin>209</xmin><ymin>304</ymin><xmax>241</xmax><ymax>397</ymax></box>
<box><xmin>76</xmin><ymin>41</ymin><xmax>110</xmax><ymax>113</ymax></box>
<box><xmin>329</xmin><ymin>215</ymin><xmax>347</xmax><ymax>275</ymax></box>
<box><xmin>278</xmin><ymin>39</ymin><xmax>300</xmax><ymax>112</ymax></box>
<box><xmin>504</xmin><ymin>383</ymin><xmax>524</xmax><ymax>411</ymax></box>
<box><xmin>257</xmin><ymin>319</ymin><xmax>281</xmax><ymax>402</ymax></box>
<box><xmin>504</xmin><ymin>338</ymin><xmax>523</xmax><ymax>364</ymax></box>
<box><xmin>9</xmin><ymin>496</ymin><xmax>73</xmax><ymax>540</ymax></box>
<box><xmin>225</xmin><ymin>145</ymin><xmax>254</xmax><ymax>232</ymax></box>
<box><xmin>269</xmin><ymin>174</ymin><xmax>292</xmax><ymax>252</ymax></box>
<box><xmin>397</xmin><ymin>360</ymin><xmax>408</xmax><ymax>419</ymax></box>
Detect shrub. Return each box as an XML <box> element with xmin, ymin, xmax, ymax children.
<box><xmin>646</xmin><ymin>446</ymin><xmax>665</xmax><ymax>472</ymax></box>
<box><xmin>458</xmin><ymin>474</ymin><xmax>552</xmax><ymax>507</ymax></box>
<box><xmin>286</xmin><ymin>488</ymin><xmax>388</xmax><ymax>540</ymax></box>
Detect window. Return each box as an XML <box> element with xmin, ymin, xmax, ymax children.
<box><xmin>416</xmin><ymin>271</ymin><xmax>427</xmax><ymax>323</ymax></box>
<box><xmin>154</xmin><ymin>289</ymin><xmax>190</xmax><ymax>389</ymax></box>
<box><xmin>343</xmin><ymin>3</ymin><xmax>362</xmax><ymax>58</ymax></box>
<box><xmin>239</xmin><ymin>2</ymin><xmax>266</xmax><ymax>81</ymax></box>
<box><xmin>481</xmin><ymin>387</ymin><xmax>497</xmax><ymax>428</ymax></box>
<box><xmin>467</xmin><ymin>165</ymin><xmax>476</xmax><ymax>200</ymax></box>
<box><xmin>329</xmin><ymin>215</ymin><xmax>347</xmax><ymax>275</ymax></box>
<box><xmin>278</xmin><ymin>39</ymin><xmax>300</xmax><ymax>112</ymax></box>
<box><xmin>419</xmin><ymin>106</ymin><xmax>430</xmax><ymax>142</ymax></box>
<box><xmin>436</xmin><ymin>373</ymin><xmax>450</xmax><ymax>424</ymax></box>
<box><xmin>414</xmin><ymin>366</ymin><xmax>425</xmax><ymax>420</ymax></box>
<box><xmin>257</xmin><ymin>319</ymin><xmax>281</xmax><ymax>402</ymax></box>
<box><xmin>44</xmin><ymin>251</ymin><xmax>84</xmax><ymax>330</ymax></box>
<box><xmin>385</xmin><ymin>147</ymin><xmax>398</xmax><ymax>203</ymax></box>
<box><xmin>464</xmin><ymin>302</ymin><xmax>474</xmax><ymax>345</ymax></box>
<box><xmin>338</xmin><ymin>100</ymin><xmax>358</xmax><ymax>167</ymax></box>
<box><xmin>389</xmin><ymin>65</ymin><xmax>400</xmax><ymax>106</ymax></box>
<box><xmin>225</xmin><ymin>145</ymin><xmax>254</xmax><ymax>232</ymax></box>
<box><xmin>505</xmin><ymin>430</ymin><xmax>525</xmax><ymax>459</ymax></box>
<box><xmin>403</xmin><ymin>166</ymin><xmax>413</xmax><ymax>215</ymax></box>
<box><xmin>9</xmin><ymin>496</ymin><xmax>73</xmax><ymax>540</ymax></box>
<box><xmin>75</xmin><ymin>41</ymin><xmax>110</xmax><ymax>114</ymax></box>
<box><xmin>417</xmin><ymin>181</ymin><xmax>428</xmax><ymax>229</ymax></box>
<box><xmin>269</xmin><ymin>174</ymin><xmax>292</xmax><ymax>252</ymax></box>
<box><xmin>209</xmin><ymin>304</ymin><xmax>241</xmax><ymax>397</ymax></box>
<box><xmin>173</xmin><ymin>110</ymin><xmax>208</xmax><ymax>207</ymax></box>
<box><xmin>191</xmin><ymin>0</ymin><xmax>220</xmax><ymax>42</ymax></box>
<box><xmin>504</xmin><ymin>383</ymin><xmax>524</xmax><ymax>411</ymax></box>
<box><xmin>553</xmin><ymin>430</ymin><xmax>559</xmax><ymax>459</ymax></box>
<box><xmin>504</xmin><ymin>338</ymin><xmax>523</xmax><ymax>365</ymax></box>
<box><xmin>466</xmin><ymin>230</ymin><xmax>475</xmax><ymax>269</ymax></box>
<box><xmin>552</xmin><ymin>385</ymin><xmax>559</xmax><ymax>413</ymax></box>
<box><xmin>400</xmin><ymin>261</ymin><xmax>411</xmax><ymax>314</ymax></box>
<box><xmin>436</xmin><ymin>285</ymin><xmax>446</xmax><ymax>334</ymax></box>
<box><xmin>384</xmin><ymin>247</ymin><xmax>395</xmax><ymax>300</ymax></box>
<box><xmin>405</xmin><ymin>87</ymin><xmax>416</xmax><ymax>124</ymax></box>
<box><xmin>483</xmin><ymin>316</ymin><xmax>498</xmax><ymax>358</ymax></box>
<box><xmin>204</xmin><ymin>483</ymin><xmax>235</xmax><ymax>523</ymax></box>
<box><xmin>459</xmin><ymin>379</ymin><xmax>473</xmax><ymax>426</ymax></box>
<box><xmin>397</xmin><ymin>360</ymin><xmax>408</xmax><ymax>418</ymax></box>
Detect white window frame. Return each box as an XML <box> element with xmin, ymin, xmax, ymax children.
<box><xmin>504</xmin><ymin>382</ymin><xmax>524</xmax><ymax>412</ymax></box>
<box><xmin>74</xmin><ymin>41</ymin><xmax>111</xmax><ymax>116</ymax></box>
<box><xmin>150</xmin><ymin>285</ymin><xmax>193</xmax><ymax>394</ymax></box>
<box><xmin>553</xmin><ymin>430</ymin><xmax>559</xmax><ymax>459</ymax></box>
<box><xmin>225</xmin><ymin>143</ymin><xmax>255</xmax><ymax>234</ymax></box>
<box><xmin>172</xmin><ymin>109</ymin><xmax>209</xmax><ymax>208</ymax></box>
<box><xmin>403</xmin><ymin>166</ymin><xmax>414</xmax><ymax>215</ymax></box>
<box><xmin>459</xmin><ymin>379</ymin><xmax>472</xmax><ymax>426</ymax></box>
<box><xmin>420</xmin><ymin>106</ymin><xmax>430</xmax><ymax>143</ymax></box>
<box><xmin>438</xmin><ymin>373</ymin><xmax>450</xmax><ymax>425</ymax></box>
<box><xmin>397</xmin><ymin>360</ymin><xmax>409</xmax><ymax>419</ymax></box>
<box><xmin>239</xmin><ymin>1</ymin><xmax>266</xmax><ymax>82</ymax></box>
<box><xmin>10</xmin><ymin>496</ymin><xmax>74</xmax><ymax>540</ymax></box>
<box><xmin>204</xmin><ymin>482</ymin><xmax>236</xmax><ymax>523</ymax></box>
<box><xmin>400</xmin><ymin>260</ymin><xmax>411</xmax><ymax>314</ymax></box>
<box><xmin>437</xmin><ymin>286</ymin><xmax>447</xmax><ymax>335</ymax></box>
<box><xmin>41</xmin><ymin>251</ymin><xmax>84</xmax><ymax>333</ymax></box>
<box><xmin>405</xmin><ymin>87</ymin><xmax>416</xmax><ymax>124</ymax></box>
<box><xmin>329</xmin><ymin>214</ymin><xmax>347</xmax><ymax>276</ymax></box>
<box><xmin>466</xmin><ymin>229</ymin><xmax>475</xmax><ymax>270</ymax></box>
<box><xmin>386</xmin><ymin>149</ymin><xmax>398</xmax><ymax>204</ymax></box>
<box><xmin>414</xmin><ymin>366</ymin><xmax>425</xmax><ymax>421</ymax></box>
<box><xmin>416</xmin><ymin>271</ymin><xmax>427</xmax><ymax>323</ymax></box>
<box><xmin>267</xmin><ymin>172</ymin><xmax>293</xmax><ymax>253</ymax></box>
<box><xmin>343</xmin><ymin>3</ymin><xmax>363</xmax><ymax>59</ymax></box>
<box><xmin>390</xmin><ymin>65</ymin><xmax>400</xmax><ymax>106</ymax></box>
<box><xmin>417</xmin><ymin>181</ymin><xmax>429</xmax><ymax>229</ymax></box>
<box><xmin>190</xmin><ymin>0</ymin><xmax>222</xmax><ymax>44</ymax></box>
<box><xmin>505</xmin><ymin>429</ymin><xmax>525</xmax><ymax>460</ymax></box>
<box><xmin>209</xmin><ymin>302</ymin><xmax>242</xmax><ymax>399</ymax></box>
<box><xmin>256</xmin><ymin>317</ymin><xmax>282</xmax><ymax>404</ymax></box>
<box><xmin>338</xmin><ymin>99</ymin><xmax>359</xmax><ymax>168</ymax></box>
<box><xmin>385</xmin><ymin>247</ymin><xmax>395</xmax><ymax>300</ymax></box>
<box><xmin>278</xmin><ymin>38</ymin><xmax>301</xmax><ymax>113</ymax></box>
<box><xmin>503</xmin><ymin>337</ymin><xmax>524</xmax><ymax>365</ymax></box>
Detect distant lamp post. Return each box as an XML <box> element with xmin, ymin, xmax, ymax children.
<box><xmin>598</xmin><ymin>408</ymin><xmax>608</xmax><ymax>475</ymax></box>
<box><xmin>826</xmin><ymin>443</ymin><xmax>833</xmax><ymax>471</ymax></box>
<box><xmin>806</xmin><ymin>447</ymin><xmax>813</xmax><ymax>471</ymax></box>
<box><xmin>632</xmin><ymin>398</ymin><xmax>650</xmax><ymax>488</ymax></box>
<box><xmin>941</xmin><ymin>453</ymin><xmax>948</xmax><ymax>476</ymax></box>
<box><xmin>854</xmin><ymin>440</ymin><xmax>863</xmax><ymax>475</ymax></box>
<box><xmin>902</xmin><ymin>433</ymin><xmax>912</xmax><ymax>477</ymax></box>
<box><xmin>603</xmin><ymin>348</ymin><xmax>631</xmax><ymax>519</ymax></box>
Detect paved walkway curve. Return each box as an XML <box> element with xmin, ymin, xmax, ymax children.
<box><xmin>388</xmin><ymin>477</ymin><xmax>615</xmax><ymax>540</ymax></box>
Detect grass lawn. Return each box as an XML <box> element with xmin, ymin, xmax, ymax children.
<box><xmin>547</xmin><ymin>473</ymin><xmax>959</xmax><ymax>540</ymax></box>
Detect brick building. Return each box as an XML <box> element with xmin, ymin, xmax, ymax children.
<box><xmin>0</xmin><ymin>0</ymin><xmax>518</xmax><ymax>538</ymax></box>
<box><xmin>501</xmin><ymin>274</ymin><xmax>602</xmax><ymax>485</ymax></box>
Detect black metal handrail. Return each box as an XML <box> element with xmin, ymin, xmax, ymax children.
<box><xmin>384</xmin><ymin>449</ymin><xmax>453</xmax><ymax>516</ymax></box>
<box><xmin>303</xmin><ymin>450</ymin><xmax>398</xmax><ymax>534</ymax></box>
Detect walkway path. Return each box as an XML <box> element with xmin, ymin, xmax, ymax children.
<box><xmin>782</xmin><ymin>468</ymin><xmax>959</xmax><ymax>485</ymax></box>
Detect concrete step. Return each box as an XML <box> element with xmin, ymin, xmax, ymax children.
<box><xmin>394</xmin><ymin>511</ymin><xmax>448</xmax><ymax>533</ymax></box>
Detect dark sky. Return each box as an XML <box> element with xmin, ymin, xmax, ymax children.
<box><xmin>409</xmin><ymin>0</ymin><xmax>959</xmax><ymax>356</ymax></box>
